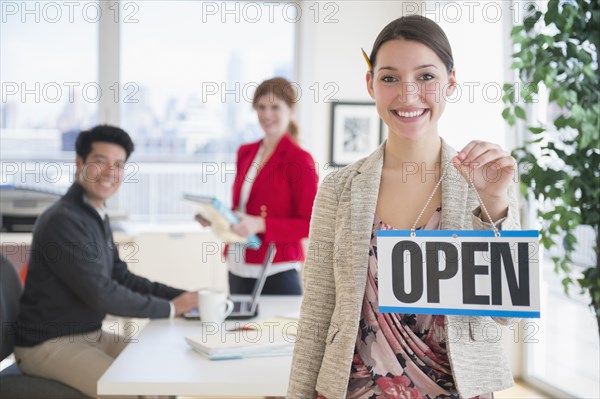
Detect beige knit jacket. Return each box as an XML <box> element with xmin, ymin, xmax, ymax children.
<box><xmin>287</xmin><ymin>139</ymin><xmax>520</xmax><ymax>399</ymax></box>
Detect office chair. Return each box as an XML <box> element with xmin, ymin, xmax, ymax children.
<box><xmin>0</xmin><ymin>254</ymin><xmax>90</xmax><ymax>399</ymax></box>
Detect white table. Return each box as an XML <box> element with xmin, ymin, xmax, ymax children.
<box><xmin>98</xmin><ymin>296</ymin><xmax>302</xmax><ymax>397</ymax></box>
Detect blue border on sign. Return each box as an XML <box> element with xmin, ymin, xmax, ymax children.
<box><xmin>379</xmin><ymin>306</ymin><xmax>540</xmax><ymax>318</ymax></box>
<box><xmin>376</xmin><ymin>230</ymin><xmax>539</xmax><ymax>238</ymax></box>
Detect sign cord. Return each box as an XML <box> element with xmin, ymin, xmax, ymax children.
<box><xmin>410</xmin><ymin>165</ymin><xmax>501</xmax><ymax>238</ymax></box>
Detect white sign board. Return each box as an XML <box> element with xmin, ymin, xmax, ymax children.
<box><xmin>377</xmin><ymin>230</ymin><xmax>540</xmax><ymax>318</ymax></box>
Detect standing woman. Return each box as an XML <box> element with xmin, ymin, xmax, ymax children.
<box><xmin>288</xmin><ymin>16</ymin><xmax>520</xmax><ymax>398</ymax></box>
<box><xmin>201</xmin><ymin>77</ymin><xmax>318</xmax><ymax>295</ymax></box>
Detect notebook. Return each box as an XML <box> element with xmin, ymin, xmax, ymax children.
<box><xmin>183</xmin><ymin>193</ymin><xmax>261</xmax><ymax>249</ymax></box>
<box><xmin>184</xmin><ymin>317</ymin><xmax>297</xmax><ymax>360</ymax></box>
<box><xmin>184</xmin><ymin>243</ymin><xmax>276</xmax><ymax>320</ymax></box>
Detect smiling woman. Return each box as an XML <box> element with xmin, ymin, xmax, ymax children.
<box><xmin>196</xmin><ymin>78</ymin><xmax>318</xmax><ymax>297</ymax></box>
<box><xmin>288</xmin><ymin>15</ymin><xmax>521</xmax><ymax>399</ymax></box>
<box><xmin>366</xmin><ymin>28</ymin><xmax>456</xmax><ymax>145</ymax></box>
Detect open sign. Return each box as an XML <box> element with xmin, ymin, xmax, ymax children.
<box><xmin>377</xmin><ymin>230</ymin><xmax>540</xmax><ymax>318</ymax></box>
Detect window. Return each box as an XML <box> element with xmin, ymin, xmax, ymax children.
<box><xmin>1</xmin><ymin>1</ymin><xmax>99</xmax><ymax>197</ymax></box>
<box><xmin>507</xmin><ymin>2</ymin><xmax>600</xmax><ymax>397</ymax></box>
<box><xmin>120</xmin><ymin>1</ymin><xmax>296</xmax><ymax>158</ymax></box>
<box><xmin>115</xmin><ymin>1</ymin><xmax>297</xmax><ymax>220</ymax></box>
<box><xmin>1</xmin><ymin>1</ymin><xmax>99</xmax><ymax>161</ymax></box>
<box><xmin>525</xmin><ymin>259</ymin><xmax>600</xmax><ymax>398</ymax></box>
<box><xmin>1</xmin><ymin>1</ymin><xmax>296</xmax><ymax>220</ymax></box>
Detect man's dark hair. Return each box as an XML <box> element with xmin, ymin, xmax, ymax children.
<box><xmin>75</xmin><ymin>125</ymin><xmax>135</xmax><ymax>161</ymax></box>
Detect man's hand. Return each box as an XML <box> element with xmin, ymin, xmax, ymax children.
<box><xmin>171</xmin><ymin>291</ymin><xmax>198</xmax><ymax>317</ymax></box>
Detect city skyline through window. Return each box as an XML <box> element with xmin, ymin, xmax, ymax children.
<box><xmin>1</xmin><ymin>1</ymin><xmax>296</xmax><ymax>162</ymax></box>
<box><xmin>120</xmin><ymin>1</ymin><xmax>296</xmax><ymax>160</ymax></box>
<box><xmin>1</xmin><ymin>1</ymin><xmax>99</xmax><ymax>160</ymax></box>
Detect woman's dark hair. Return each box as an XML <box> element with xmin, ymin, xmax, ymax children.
<box><xmin>369</xmin><ymin>15</ymin><xmax>454</xmax><ymax>73</ymax></box>
<box><xmin>75</xmin><ymin>125</ymin><xmax>135</xmax><ymax>161</ymax></box>
<box><xmin>252</xmin><ymin>77</ymin><xmax>299</xmax><ymax>143</ymax></box>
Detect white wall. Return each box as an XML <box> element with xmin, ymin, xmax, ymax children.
<box><xmin>295</xmin><ymin>1</ymin><xmax>404</xmax><ymax>170</ymax></box>
<box><xmin>436</xmin><ymin>1</ymin><xmax>513</xmax><ymax>150</ymax></box>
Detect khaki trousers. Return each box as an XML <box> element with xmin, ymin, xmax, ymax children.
<box><xmin>14</xmin><ymin>329</ymin><xmax>129</xmax><ymax>398</ymax></box>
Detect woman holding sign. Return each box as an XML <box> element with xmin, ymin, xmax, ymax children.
<box><xmin>197</xmin><ymin>78</ymin><xmax>318</xmax><ymax>295</ymax></box>
<box><xmin>288</xmin><ymin>16</ymin><xmax>521</xmax><ymax>399</ymax></box>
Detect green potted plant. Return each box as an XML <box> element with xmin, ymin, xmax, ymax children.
<box><xmin>502</xmin><ymin>0</ymin><xmax>599</xmax><ymax>332</ymax></box>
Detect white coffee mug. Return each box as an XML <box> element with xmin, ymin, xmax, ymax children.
<box><xmin>198</xmin><ymin>290</ymin><xmax>234</xmax><ymax>324</ymax></box>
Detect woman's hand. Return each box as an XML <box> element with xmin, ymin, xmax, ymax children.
<box><xmin>194</xmin><ymin>214</ymin><xmax>212</xmax><ymax>227</ymax></box>
<box><xmin>451</xmin><ymin>140</ymin><xmax>516</xmax><ymax>223</ymax></box>
<box><xmin>231</xmin><ymin>212</ymin><xmax>265</xmax><ymax>237</ymax></box>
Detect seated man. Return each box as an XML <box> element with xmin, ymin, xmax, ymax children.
<box><xmin>14</xmin><ymin>125</ymin><xmax>198</xmax><ymax>398</ymax></box>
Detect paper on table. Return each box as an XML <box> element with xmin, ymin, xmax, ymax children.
<box><xmin>184</xmin><ymin>318</ymin><xmax>297</xmax><ymax>360</ymax></box>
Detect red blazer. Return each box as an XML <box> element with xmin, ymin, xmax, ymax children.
<box><xmin>231</xmin><ymin>134</ymin><xmax>318</xmax><ymax>265</ymax></box>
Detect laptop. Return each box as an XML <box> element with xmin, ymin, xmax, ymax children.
<box><xmin>184</xmin><ymin>243</ymin><xmax>276</xmax><ymax>320</ymax></box>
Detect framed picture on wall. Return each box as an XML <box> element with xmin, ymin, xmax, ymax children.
<box><xmin>330</xmin><ymin>102</ymin><xmax>383</xmax><ymax>167</ymax></box>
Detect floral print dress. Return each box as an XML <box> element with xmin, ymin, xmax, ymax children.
<box><xmin>318</xmin><ymin>208</ymin><xmax>491</xmax><ymax>399</ymax></box>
